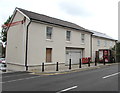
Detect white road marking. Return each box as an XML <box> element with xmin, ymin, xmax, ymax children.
<box><xmin>0</xmin><ymin>75</ymin><xmax>41</xmax><ymax>84</ymax></box>
<box><xmin>56</xmin><ymin>86</ymin><xmax>77</xmax><ymax>93</ymax></box>
<box><xmin>102</xmin><ymin>72</ymin><xmax>120</xmax><ymax>79</ymax></box>
<box><xmin>0</xmin><ymin>73</ymin><xmax>30</xmax><ymax>78</ymax></box>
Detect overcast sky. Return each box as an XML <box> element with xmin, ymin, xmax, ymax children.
<box><xmin>0</xmin><ymin>0</ymin><xmax>119</xmax><ymax>40</ymax></box>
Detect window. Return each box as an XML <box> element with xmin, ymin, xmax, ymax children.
<box><xmin>66</xmin><ymin>31</ymin><xmax>71</xmax><ymax>41</ymax></box>
<box><xmin>81</xmin><ymin>34</ymin><xmax>85</xmax><ymax>44</ymax></box>
<box><xmin>104</xmin><ymin>40</ymin><xmax>107</xmax><ymax>47</ymax></box>
<box><xmin>97</xmin><ymin>39</ymin><xmax>100</xmax><ymax>46</ymax></box>
<box><xmin>110</xmin><ymin>41</ymin><xmax>112</xmax><ymax>47</ymax></box>
<box><xmin>46</xmin><ymin>27</ymin><xmax>52</xmax><ymax>39</ymax></box>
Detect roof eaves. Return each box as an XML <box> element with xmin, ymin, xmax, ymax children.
<box><xmin>93</xmin><ymin>35</ymin><xmax>116</xmax><ymax>41</ymax></box>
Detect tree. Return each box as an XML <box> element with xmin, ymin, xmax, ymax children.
<box><xmin>1</xmin><ymin>16</ymin><xmax>12</xmax><ymax>44</ymax></box>
<box><xmin>116</xmin><ymin>42</ymin><xmax>120</xmax><ymax>62</ymax></box>
<box><xmin>112</xmin><ymin>42</ymin><xmax>120</xmax><ymax>62</ymax></box>
<box><xmin>0</xmin><ymin>16</ymin><xmax>12</xmax><ymax>57</ymax></box>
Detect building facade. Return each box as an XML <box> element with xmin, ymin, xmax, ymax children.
<box><xmin>91</xmin><ymin>31</ymin><xmax>116</xmax><ymax>61</ymax></box>
<box><xmin>6</xmin><ymin>8</ymin><xmax>116</xmax><ymax>71</ymax></box>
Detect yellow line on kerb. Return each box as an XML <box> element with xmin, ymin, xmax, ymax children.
<box><xmin>33</xmin><ymin>67</ymin><xmax>98</xmax><ymax>76</ymax></box>
<box><xmin>33</xmin><ymin>71</ymin><xmax>72</xmax><ymax>76</ymax></box>
<box><xmin>32</xmin><ymin>70</ymin><xmax>76</xmax><ymax>76</ymax></box>
<box><xmin>32</xmin><ymin>63</ymin><xmax>118</xmax><ymax>76</ymax></box>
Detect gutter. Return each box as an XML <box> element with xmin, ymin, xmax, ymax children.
<box><xmin>25</xmin><ymin>20</ymin><xmax>31</xmax><ymax>71</ymax></box>
<box><xmin>90</xmin><ymin>34</ymin><xmax>93</xmax><ymax>60</ymax></box>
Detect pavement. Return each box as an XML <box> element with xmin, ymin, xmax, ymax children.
<box><xmin>1</xmin><ymin>63</ymin><xmax>119</xmax><ymax>92</ymax></box>
<box><xmin>29</xmin><ymin>62</ymin><xmax>119</xmax><ymax>75</ymax></box>
<box><xmin>1</xmin><ymin>62</ymin><xmax>119</xmax><ymax>76</ymax></box>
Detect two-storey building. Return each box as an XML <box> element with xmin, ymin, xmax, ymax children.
<box><xmin>6</xmin><ymin>8</ymin><xmax>116</xmax><ymax>71</ymax></box>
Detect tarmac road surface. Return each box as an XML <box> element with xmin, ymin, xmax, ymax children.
<box><xmin>1</xmin><ymin>64</ymin><xmax>119</xmax><ymax>93</ymax></box>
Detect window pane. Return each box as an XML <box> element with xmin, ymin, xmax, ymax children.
<box><xmin>104</xmin><ymin>40</ymin><xmax>107</xmax><ymax>47</ymax></box>
<box><xmin>81</xmin><ymin>34</ymin><xmax>85</xmax><ymax>43</ymax></box>
<box><xmin>97</xmin><ymin>39</ymin><xmax>100</xmax><ymax>46</ymax></box>
<box><xmin>110</xmin><ymin>41</ymin><xmax>112</xmax><ymax>47</ymax></box>
<box><xmin>66</xmin><ymin>31</ymin><xmax>71</xmax><ymax>41</ymax></box>
<box><xmin>46</xmin><ymin>27</ymin><xmax>52</xmax><ymax>39</ymax></box>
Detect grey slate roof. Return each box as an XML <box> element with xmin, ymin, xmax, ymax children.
<box><xmin>90</xmin><ymin>30</ymin><xmax>116</xmax><ymax>40</ymax></box>
<box><xmin>17</xmin><ymin>8</ymin><xmax>91</xmax><ymax>33</ymax></box>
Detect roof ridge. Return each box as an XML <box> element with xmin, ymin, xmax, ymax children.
<box><xmin>17</xmin><ymin>7</ymin><xmax>87</xmax><ymax>31</ymax></box>
<box><xmin>91</xmin><ymin>30</ymin><xmax>106</xmax><ymax>34</ymax></box>
<box><xmin>18</xmin><ymin>8</ymin><xmax>79</xmax><ymax>25</ymax></box>
<box><xmin>90</xmin><ymin>30</ymin><xmax>115</xmax><ymax>40</ymax></box>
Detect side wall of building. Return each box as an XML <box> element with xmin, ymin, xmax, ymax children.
<box><xmin>6</xmin><ymin>10</ymin><xmax>30</xmax><ymax>70</ymax></box>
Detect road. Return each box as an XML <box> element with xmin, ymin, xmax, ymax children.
<box><xmin>1</xmin><ymin>64</ymin><xmax>119</xmax><ymax>93</ymax></box>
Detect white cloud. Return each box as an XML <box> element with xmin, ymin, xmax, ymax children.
<box><xmin>57</xmin><ymin>0</ymin><xmax>118</xmax><ymax>40</ymax></box>
<box><xmin>58</xmin><ymin>0</ymin><xmax>93</xmax><ymax>17</ymax></box>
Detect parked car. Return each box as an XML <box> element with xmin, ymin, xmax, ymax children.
<box><xmin>0</xmin><ymin>58</ymin><xmax>7</xmax><ymax>72</ymax></box>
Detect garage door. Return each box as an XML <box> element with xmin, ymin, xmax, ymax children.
<box><xmin>66</xmin><ymin>48</ymin><xmax>82</xmax><ymax>65</ymax></box>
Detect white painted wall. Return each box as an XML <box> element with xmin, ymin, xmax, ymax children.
<box><xmin>6</xmin><ymin>10</ymin><xmax>30</xmax><ymax>67</ymax></box>
<box><xmin>27</xmin><ymin>21</ymin><xmax>91</xmax><ymax>66</ymax></box>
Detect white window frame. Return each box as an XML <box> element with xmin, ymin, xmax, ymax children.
<box><xmin>97</xmin><ymin>39</ymin><xmax>100</xmax><ymax>46</ymax></box>
<box><xmin>66</xmin><ymin>31</ymin><xmax>71</xmax><ymax>41</ymax></box>
<box><xmin>110</xmin><ymin>41</ymin><xmax>112</xmax><ymax>47</ymax></box>
<box><xmin>46</xmin><ymin>26</ymin><xmax>53</xmax><ymax>40</ymax></box>
<box><xmin>104</xmin><ymin>40</ymin><xmax>107</xmax><ymax>47</ymax></box>
<box><xmin>81</xmin><ymin>34</ymin><xmax>85</xmax><ymax>44</ymax></box>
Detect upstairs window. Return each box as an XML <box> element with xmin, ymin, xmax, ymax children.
<box><xmin>81</xmin><ymin>34</ymin><xmax>85</xmax><ymax>44</ymax></box>
<box><xmin>104</xmin><ymin>40</ymin><xmax>107</xmax><ymax>47</ymax></box>
<box><xmin>66</xmin><ymin>31</ymin><xmax>71</xmax><ymax>41</ymax></box>
<box><xmin>110</xmin><ymin>41</ymin><xmax>112</xmax><ymax>47</ymax></box>
<box><xmin>46</xmin><ymin>27</ymin><xmax>52</xmax><ymax>39</ymax></box>
<box><xmin>97</xmin><ymin>39</ymin><xmax>100</xmax><ymax>46</ymax></box>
